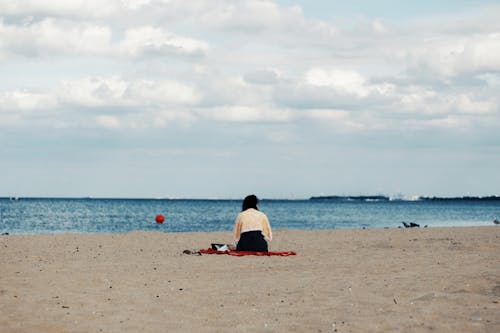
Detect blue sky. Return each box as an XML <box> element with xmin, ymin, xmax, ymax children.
<box><xmin>1</xmin><ymin>0</ymin><xmax>499</xmax><ymax>199</ymax></box>
<box><xmin>277</xmin><ymin>0</ymin><xmax>500</xmax><ymax>19</ymax></box>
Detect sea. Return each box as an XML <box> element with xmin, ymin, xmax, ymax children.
<box><xmin>1</xmin><ymin>197</ymin><xmax>499</xmax><ymax>235</ymax></box>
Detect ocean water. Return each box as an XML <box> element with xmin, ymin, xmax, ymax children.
<box><xmin>0</xmin><ymin>198</ymin><xmax>499</xmax><ymax>235</ymax></box>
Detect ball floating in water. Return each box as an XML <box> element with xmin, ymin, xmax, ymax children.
<box><xmin>155</xmin><ymin>214</ymin><xmax>165</xmax><ymax>224</ymax></box>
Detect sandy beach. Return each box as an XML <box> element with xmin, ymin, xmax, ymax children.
<box><xmin>1</xmin><ymin>227</ymin><xmax>499</xmax><ymax>332</ymax></box>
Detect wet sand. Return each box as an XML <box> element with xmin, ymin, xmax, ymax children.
<box><xmin>1</xmin><ymin>227</ymin><xmax>499</xmax><ymax>332</ymax></box>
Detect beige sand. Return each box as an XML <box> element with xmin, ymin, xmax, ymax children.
<box><xmin>1</xmin><ymin>227</ymin><xmax>499</xmax><ymax>333</ymax></box>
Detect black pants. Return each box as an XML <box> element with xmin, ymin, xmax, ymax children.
<box><xmin>236</xmin><ymin>230</ymin><xmax>268</xmax><ymax>252</ymax></box>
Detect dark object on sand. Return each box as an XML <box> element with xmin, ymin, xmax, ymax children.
<box><xmin>1</xmin><ymin>232</ymin><xmax>9</xmax><ymax>235</ymax></box>
<box><xmin>182</xmin><ymin>249</ymin><xmax>201</xmax><ymax>255</ymax></box>
<box><xmin>402</xmin><ymin>222</ymin><xmax>420</xmax><ymax>228</ymax></box>
<box><xmin>494</xmin><ymin>219</ymin><xmax>500</xmax><ymax>225</ymax></box>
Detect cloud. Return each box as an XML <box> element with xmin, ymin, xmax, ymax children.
<box><xmin>0</xmin><ymin>19</ymin><xmax>209</xmax><ymax>60</ymax></box>
<box><xmin>303</xmin><ymin>68</ymin><xmax>397</xmax><ymax>100</ymax></box>
<box><xmin>453</xmin><ymin>94</ymin><xmax>496</xmax><ymax>114</ymax></box>
<box><xmin>0</xmin><ymin>0</ymin><xmax>128</xmax><ymax>19</ymax></box>
<box><xmin>196</xmin><ymin>105</ymin><xmax>292</xmax><ymax>122</ymax></box>
<box><xmin>477</xmin><ymin>73</ymin><xmax>500</xmax><ymax>87</ymax></box>
<box><xmin>0</xmin><ymin>89</ymin><xmax>57</xmax><ymax>126</ymax></box>
<box><xmin>119</xmin><ymin>26</ymin><xmax>209</xmax><ymax>58</ymax></box>
<box><xmin>124</xmin><ymin>79</ymin><xmax>201</xmax><ymax>106</ymax></box>
<box><xmin>372</xmin><ymin>18</ymin><xmax>388</xmax><ymax>34</ymax></box>
<box><xmin>0</xmin><ymin>76</ymin><xmax>201</xmax><ymax>128</ymax></box>
<box><xmin>0</xmin><ymin>0</ymin><xmax>329</xmax><ymax>40</ymax></box>
<box><xmin>96</xmin><ymin>114</ymin><xmax>121</xmax><ymax>129</ymax></box>
<box><xmin>0</xmin><ymin>18</ymin><xmax>111</xmax><ymax>58</ymax></box>
<box><xmin>0</xmin><ymin>89</ymin><xmax>57</xmax><ymax>111</ymax></box>
<box><xmin>391</xmin><ymin>85</ymin><xmax>498</xmax><ymax>119</ymax></box>
<box><xmin>58</xmin><ymin>77</ymin><xmax>128</xmax><ymax>107</ymax></box>
<box><xmin>0</xmin><ymin>1</ymin><xmax>498</xmax><ymax>138</ymax></box>
<box><xmin>274</xmin><ymin>68</ymin><xmax>396</xmax><ymax>110</ymax></box>
<box><xmin>199</xmin><ymin>0</ymin><xmax>304</xmax><ymax>32</ymax></box>
<box><xmin>159</xmin><ymin>0</ymin><xmax>339</xmax><ymax>48</ymax></box>
<box><xmin>405</xmin><ymin>33</ymin><xmax>500</xmax><ymax>78</ymax></box>
<box><xmin>305</xmin><ymin>68</ymin><xmax>370</xmax><ymax>97</ymax></box>
<box><xmin>243</xmin><ymin>68</ymin><xmax>281</xmax><ymax>85</ymax></box>
<box><xmin>270</xmin><ymin>62</ymin><xmax>499</xmax><ymax>133</ymax></box>
<box><xmin>58</xmin><ymin>76</ymin><xmax>200</xmax><ymax>108</ymax></box>
<box><xmin>305</xmin><ymin>109</ymin><xmax>364</xmax><ymax>131</ymax></box>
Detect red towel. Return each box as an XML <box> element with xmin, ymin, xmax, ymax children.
<box><xmin>199</xmin><ymin>248</ymin><xmax>296</xmax><ymax>256</ymax></box>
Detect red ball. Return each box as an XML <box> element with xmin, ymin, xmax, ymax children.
<box><xmin>155</xmin><ymin>214</ymin><xmax>165</xmax><ymax>224</ymax></box>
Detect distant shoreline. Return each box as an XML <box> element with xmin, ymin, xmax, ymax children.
<box><xmin>2</xmin><ymin>195</ymin><xmax>500</xmax><ymax>202</ymax></box>
<box><xmin>309</xmin><ymin>195</ymin><xmax>500</xmax><ymax>202</ymax></box>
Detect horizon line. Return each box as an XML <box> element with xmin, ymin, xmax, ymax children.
<box><xmin>2</xmin><ymin>195</ymin><xmax>500</xmax><ymax>201</ymax></box>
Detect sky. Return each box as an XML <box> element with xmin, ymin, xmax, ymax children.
<box><xmin>1</xmin><ymin>0</ymin><xmax>500</xmax><ymax>199</ymax></box>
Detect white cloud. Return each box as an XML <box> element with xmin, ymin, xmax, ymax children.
<box><xmin>305</xmin><ymin>109</ymin><xmax>363</xmax><ymax>130</ymax></box>
<box><xmin>477</xmin><ymin>73</ymin><xmax>500</xmax><ymax>87</ymax></box>
<box><xmin>273</xmin><ymin>67</ymin><xmax>397</xmax><ymax>111</ymax></box>
<box><xmin>0</xmin><ymin>89</ymin><xmax>57</xmax><ymax>111</ymax></box>
<box><xmin>122</xmin><ymin>0</ymin><xmax>157</xmax><ymax>10</ymax></box>
<box><xmin>372</xmin><ymin>19</ymin><xmax>388</xmax><ymax>34</ymax></box>
<box><xmin>197</xmin><ymin>105</ymin><xmax>292</xmax><ymax>122</ymax></box>
<box><xmin>152</xmin><ymin>109</ymin><xmax>197</xmax><ymax>128</ymax></box>
<box><xmin>403</xmin><ymin>115</ymin><xmax>474</xmax><ymax>131</ymax></box>
<box><xmin>58</xmin><ymin>77</ymin><xmax>128</xmax><ymax>107</ymax></box>
<box><xmin>170</xmin><ymin>0</ymin><xmax>339</xmax><ymax>48</ymax></box>
<box><xmin>393</xmin><ymin>85</ymin><xmax>497</xmax><ymax>118</ymax></box>
<box><xmin>96</xmin><ymin>115</ymin><xmax>121</xmax><ymax>129</ymax></box>
<box><xmin>92</xmin><ymin>109</ymin><xmax>197</xmax><ymax>130</ymax></box>
<box><xmin>200</xmin><ymin>1</ymin><xmax>304</xmax><ymax>31</ymax></box>
<box><xmin>405</xmin><ymin>33</ymin><xmax>500</xmax><ymax>78</ymax></box>
<box><xmin>0</xmin><ymin>18</ymin><xmax>112</xmax><ymax>57</ymax></box>
<box><xmin>124</xmin><ymin>79</ymin><xmax>201</xmax><ymax>106</ymax></box>
<box><xmin>0</xmin><ymin>0</ymin><xmax>329</xmax><ymax>40</ymax></box>
<box><xmin>243</xmin><ymin>68</ymin><xmax>281</xmax><ymax>85</ymax></box>
<box><xmin>454</xmin><ymin>94</ymin><xmax>496</xmax><ymax>114</ymax></box>
<box><xmin>119</xmin><ymin>26</ymin><xmax>209</xmax><ymax>57</ymax></box>
<box><xmin>58</xmin><ymin>77</ymin><xmax>200</xmax><ymax>108</ymax></box>
<box><xmin>304</xmin><ymin>68</ymin><xmax>397</xmax><ymax>98</ymax></box>
<box><xmin>396</xmin><ymin>86</ymin><xmax>440</xmax><ymax>114</ymax></box>
<box><xmin>0</xmin><ymin>0</ymin><xmax>126</xmax><ymax>19</ymax></box>
<box><xmin>0</xmin><ymin>76</ymin><xmax>201</xmax><ymax>129</ymax></box>
<box><xmin>305</xmin><ymin>68</ymin><xmax>369</xmax><ymax>97</ymax></box>
<box><xmin>0</xmin><ymin>1</ymin><xmax>498</xmax><ymax>136</ymax></box>
<box><xmin>0</xmin><ymin>19</ymin><xmax>208</xmax><ymax>60</ymax></box>
<box><xmin>306</xmin><ymin>109</ymin><xmax>349</xmax><ymax>120</ymax></box>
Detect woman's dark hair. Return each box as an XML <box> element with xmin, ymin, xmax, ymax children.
<box><xmin>242</xmin><ymin>194</ymin><xmax>259</xmax><ymax>211</ymax></box>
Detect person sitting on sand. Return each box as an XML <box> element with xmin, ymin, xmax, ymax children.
<box><xmin>233</xmin><ymin>195</ymin><xmax>272</xmax><ymax>252</ymax></box>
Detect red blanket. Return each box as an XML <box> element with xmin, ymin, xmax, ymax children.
<box><xmin>199</xmin><ymin>248</ymin><xmax>296</xmax><ymax>256</ymax></box>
